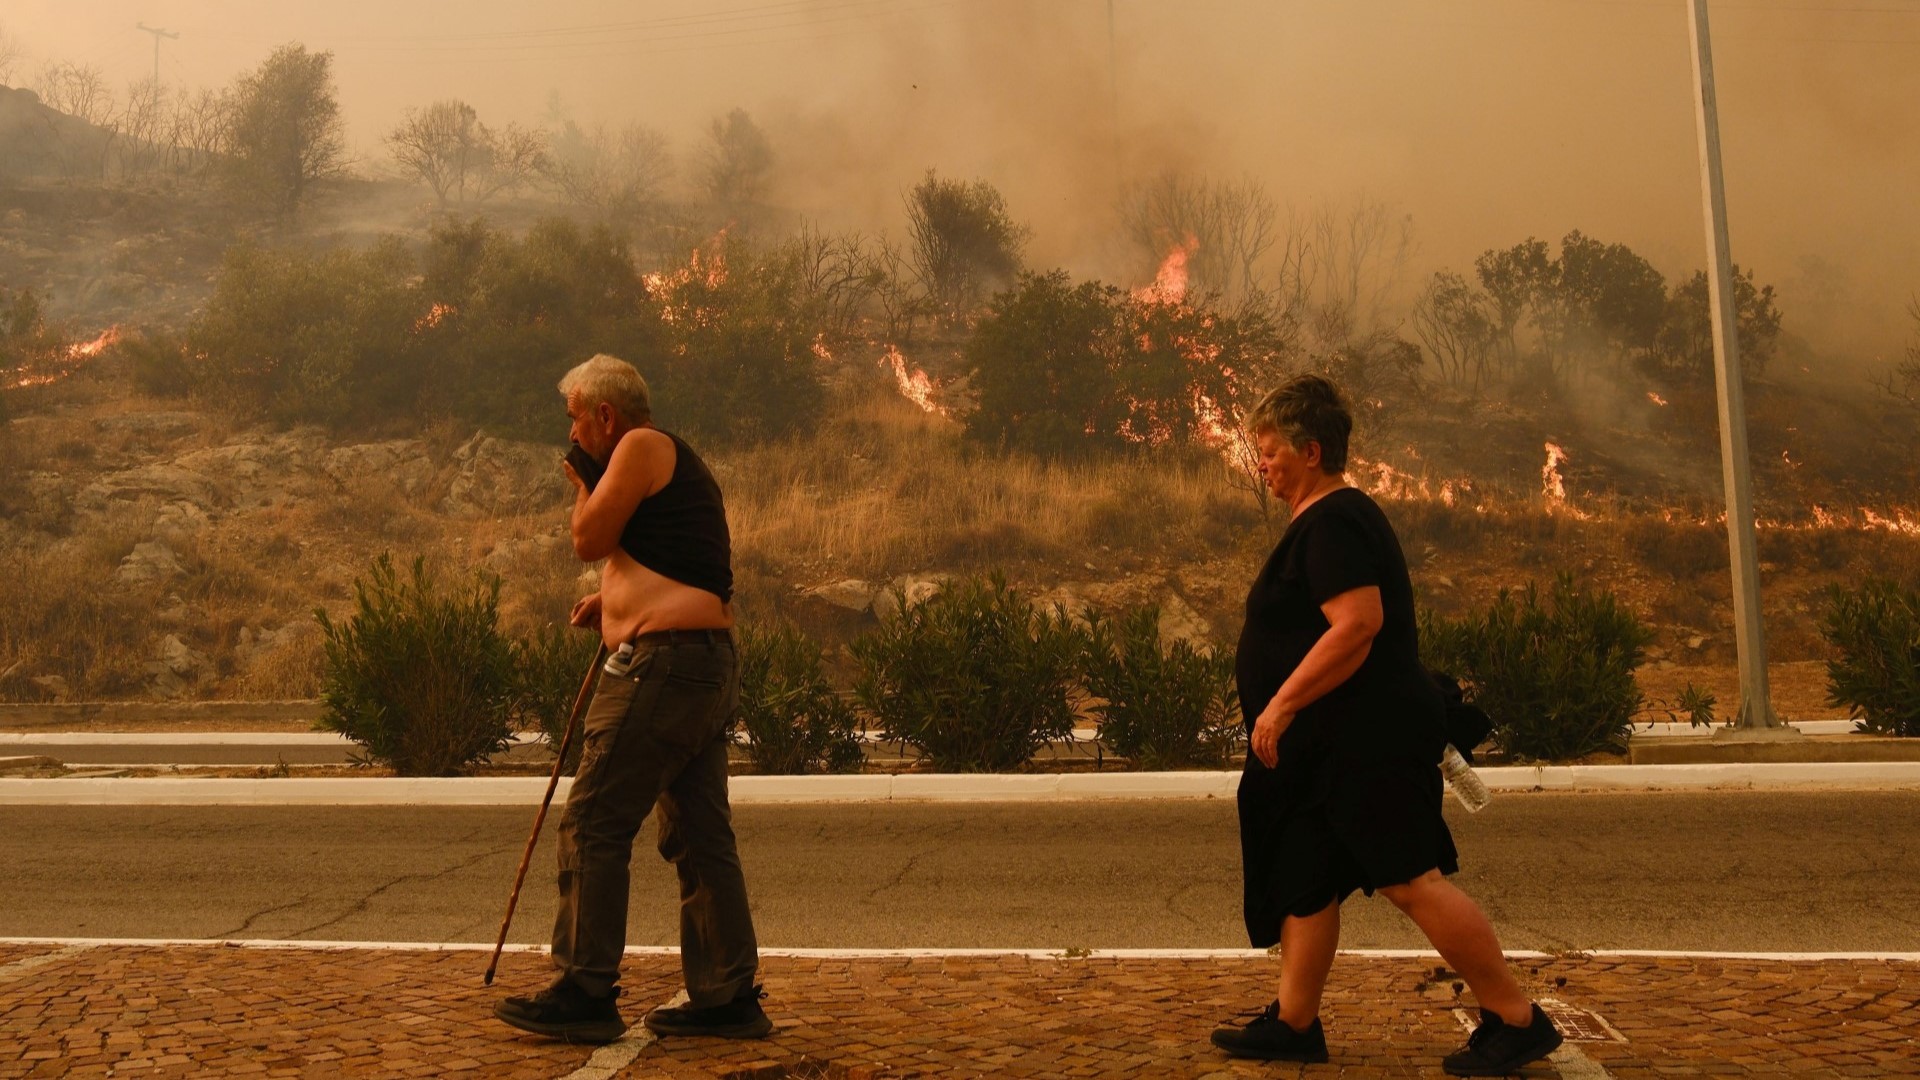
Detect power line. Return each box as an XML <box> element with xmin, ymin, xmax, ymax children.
<box><xmin>135</xmin><ymin>23</ymin><xmax>179</xmax><ymax>85</ymax></box>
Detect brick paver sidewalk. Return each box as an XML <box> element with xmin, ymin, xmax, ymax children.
<box><xmin>2</xmin><ymin>942</ymin><xmax>1914</xmax><ymax>1078</ymax></box>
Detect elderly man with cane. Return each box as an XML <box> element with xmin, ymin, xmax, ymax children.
<box><xmin>492</xmin><ymin>353</ymin><xmax>771</xmax><ymax>1045</ymax></box>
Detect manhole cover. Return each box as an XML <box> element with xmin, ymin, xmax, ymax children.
<box><xmin>721</xmin><ymin>1059</ymin><xmax>876</xmax><ymax>1080</ymax></box>
<box><xmin>1454</xmin><ymin>998</ymin><xmax>1624</xmax><ymax>1043</ymax></box>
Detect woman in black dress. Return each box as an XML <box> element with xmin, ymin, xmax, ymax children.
<box><xmin>1211</xmin><ymin>375</ymin><xmax>1562</xmax><ymax>1077</ymax></box>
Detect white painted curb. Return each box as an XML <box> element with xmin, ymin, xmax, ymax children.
<box><xmin>1629</xmin><ymin>720</ymin><xmax>1856</xmax><ymax>738</ymax></box>
<box><xmin>0</xmin><ymin>732</ymin><xmax>546</xmax><ymax>746</ymax></box>
<box><xmin>3</xmin><ymin>763</ymin><xmax>1919</xmax><ymax>805</ymax></box>
<box><xmin>4</xmin><ymin>936</ymin><xmax>1918</xmax><ymax>963</ymax></box>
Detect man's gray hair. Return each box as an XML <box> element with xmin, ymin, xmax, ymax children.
<box><xmin>1246</xmin><ymin>374</ymin><xmax>1352</xmax><ymax>474</ymax></box>
<box><xmin>558</xmin><ymin>354</ymin><xmax>652</xmax><ymax>424</ymax></box>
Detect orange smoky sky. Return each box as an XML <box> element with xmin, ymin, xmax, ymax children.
<box><xmin>6</xmin><ymin>0</ymin><xmax>1917</xmax><ymax>354</ymax></box>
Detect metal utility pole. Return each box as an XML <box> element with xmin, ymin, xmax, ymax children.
<box><xmin>135</xmin><ymin>23</ymin><xmax>178</xmax><ymax>85</ymax></box>
<box><xmin>1685</xmin><ymin>0</ymin><xmax>1796</xmax><ymax>739</ymax></box>
<box><xmin>1106</xmin><ymin>0</ymin><xmax>1122</xmax><ymax>186</ymax></box>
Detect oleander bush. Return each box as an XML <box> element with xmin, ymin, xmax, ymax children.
<box><xmin>1081</xmin><ymin>604</ymin><xmax>1241</xmax><ymax>769</ymax></box>
<box><xmin>1821</xmin><ymin>577</ymin><xmax>1920</xmax><ymax>736</ymax></box>
<box><xmin>1421</xmin><ymin>573</ymin><xmax>1652</xmax><ymax>761</ymax></box>
<box><xmin>737</xmin><ymin>621</ymin><xmax>864</xmax><ymax>774</ymax></box>
<box><xmin>851</xmin><ymin>573</ymin><xmax>1082</xmax><ymax>772</ymax></box>
<box><xmin>315</xmin><ymin>555</ymin><xmax>517</xmax><ymax>775</ymax></box>
<box><xmin>513</xmin><ymin>620</ymin><xmax>603</xmax><ymax>774</ymax></box>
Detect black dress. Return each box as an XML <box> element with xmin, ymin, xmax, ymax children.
<box><xmin>1234</xmin><ymin>486</ymin><xmax>1456</xmax><ymax>948</ymax></box>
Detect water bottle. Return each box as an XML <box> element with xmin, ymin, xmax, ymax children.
<box><xmin>603</xmin><ymin>642</ymin><xmax>636</xmax><ymax>678</ymax></box>
<box><xmin>1440</xmin><ymin>744</ymin><xmax>1491</xmax><ymax>813</ymax></box>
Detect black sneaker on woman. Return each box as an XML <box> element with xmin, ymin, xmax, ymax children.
<box><xmin>1443</xmin><ymin>1003</ymin><xmax>1564</xmax><ymax>1076</ymax></box>
<box><xmin>1209</xmin><ymin>1000</ymin><xmax>1330</xmax><ymax>1062</ymax></box>
<box><xmin>642</xmin><ymin>985</ymin><xmax>774</xmax><ymax>1039</ymax></box>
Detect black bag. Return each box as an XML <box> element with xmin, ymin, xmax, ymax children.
<box><xmin>1428</xmin><ymin>669</ymin><xmax>1492</xmax><ymax>764</ymax></box>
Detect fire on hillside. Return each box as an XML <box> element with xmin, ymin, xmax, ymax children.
<box><xmin>880</xmin><ymin>345</ymin><xmax>947</xmax><ymax>417</ymax></box>
<box><xmin>5</xmin><ymin>326</ymin><xmax>121</xmax><ymax>389</ymax></box>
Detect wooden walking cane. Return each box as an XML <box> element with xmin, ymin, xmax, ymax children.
<box><xmin>484</xmin><ymin>641</ymin><xmax>609</xmax><ymax>986</ymax></box>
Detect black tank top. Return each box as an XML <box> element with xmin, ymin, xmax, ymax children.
<box><xmin>618</xmin><ymin>431</ymin><xmax>733</xmax><ymax>603</ymax></box>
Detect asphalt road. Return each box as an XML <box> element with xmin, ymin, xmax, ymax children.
<box><xmin>2</xmin><ymin>791</ymin><xmax>1916</xmax><ymax>952</ymax></box>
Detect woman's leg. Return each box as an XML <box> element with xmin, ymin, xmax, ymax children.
<box><xmin>1377</xmin><ymin>870</ymin><xmax>1533</xmax><ymax>1026</ymax></box>
<box><xmin>1274</xmin><ymin>901</ymin><xmax>1341</xmax><ymax>1029</ymax></box>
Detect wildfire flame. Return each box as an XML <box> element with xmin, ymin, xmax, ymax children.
<box><xmin>6</xmin><ymin>325</ymin><xmax>122</xmax><ymax>389</ymax></box>
<box><xmin>1541</xmin><ymin>442</ymin><xmax>1591</xmax><ymax>518</ymax></box>
<box><xmin>880</xmin><ymin>345</ymin><xmax>946</xmax><ymax>417</ymax></box>
<box><xmin>1861</xmin><ymin>508</ymin><xmax>1920</xmax><ymax>537</ymax></box>
<box><xmin>1751</xmin><ymin>504</ymin><xmax>1920</xmax><ymax>537</ymax></box>
<box><xmin>412</xmin><ymin>303</ymin><xmax>455</xmax><ymax>333</ymax></box>
<box><xmin>70</xmin><ymin>326</ymin><xmax>122</xmax><ymax>359</ymax></box>
<box><xmin>643</xmin><ymin>230</ymin><xmax>731</xmax><ymax>325</ymax></box>
<box><xmin>1647</xmin><ymin>392</ymin><xmax>1668</xmax><ymax>407</ymax></box>
<box><xmin>1133</xmin><ymin>235</ymin><xmax>1196</xmax><ymax>305</ymax></box>
<box><xmin>1346</xmin><ymin>457</ymin><xmax>1477</xmax><ymax>509</ymax></box>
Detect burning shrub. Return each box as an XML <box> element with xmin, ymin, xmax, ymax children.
<box><xmin>0</xmin><ymin>285</ymin><xmax>71</xmax><ymax>418</ymax></box>
<box><xmin>643</xmin><ymin>237</ymin><xmax>826</xmax><ymax>446</ymax></box>
<box><xmin>965</xmin><ymin>270</ymin><xmax>1289</xmax><ymax>459</ymax></box>
<box><xmin>315</xmin><ymin>555</ymin><xmax>517</xmax><ymax>776</ymax></box>
<box><xmin>1421</xmin><ymin>574</ymin><xmax>1652</xmax><ymax>761</ymax></box>
<box><xmin>417</xmin><ymin>216</ymin><xmax>656</xmax><ymax>438</ymax></box>
<box><xmin>851</xmin><ymin>573</ymin><xmax>1081</xmax><ymax>772</ymax></box>
<box><xmin>1080</xmin><ymin>604</ymin><xmax>1241</xmax><ymax>769</ymax></box>
<box><xmin>737</xmin><ymin>621</ymin><xmax>864</xmax><ymax>775</ymax></box>
<box><xmin>512</xmin><ymin>621</ymin><xmax>602</xmax><ymax>775</ymax></box>
<box><xmin>1821</xmin><ymin>577</ymin><xmax>1920</xmax><ymax>737</ymax></box>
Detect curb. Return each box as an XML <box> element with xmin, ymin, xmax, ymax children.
<box><xmin>4</xmin><ymin>936</ymin><xmax>1919</xmax><ymax>963</ymax></box>
<box><xmin>3</xmin><ymin>762</ymin><xmax>1920</xmax><ymax>805</ymax></box>
<box><xmin>0</xmin><ymin>721</ymin><xmax>1864</xmax><ymax>745</ymax></box>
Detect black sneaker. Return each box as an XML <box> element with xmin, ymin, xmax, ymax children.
<box><xmin>1209</xmin><ymin>1000</ymin><xmax>1330</xmax><ymax>1062</ymax></box>
<box><xmin>494</xmin><ymin>980</ymin><xmax>626</xmax><ymax>1044</ymax></box>
<box><xmin>1443</xmin><ymin>1003</ymin><xmax>1564</xmax><ymax>1076</ymax></box>
<box><xmin>642</xmin><ymin>984</ymin><xmax>774</xmax><ymax>1039</ymax></box>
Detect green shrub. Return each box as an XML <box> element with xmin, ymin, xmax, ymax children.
<box><xmin>851</xmin><ymin>574</ymin><xmax>1082</xmax><ymax>772</ymax></box>
<box><xmin>1421</xmin><ymin>574</ymin><xmax>1652</xmax><ymax>761</ymax></box>
<box><xmin>512</xmin><ymin>621</ymin><xmax>602</xmax><ymax>773</ymax></box>
<box><xmin>737</xmin><ymin>621</ymin><xmax>864</xmax><ymax>774</ymax></box>
<box><xmin>1821</xmin><ymin>578</ymin><xmax>1920</xmax><ymax>736</ymax></box>
<box><xmin>1081</xmin><ymin>605</ymin><xmax>1240</xmax><ymax>769</ymax></box>
<box><xmin>315</xmin><ymin>555</ymin><xmax>516</xmax><ymax>775</ymax></box>
<box><xmin>187</xmin><ymin>239</ymin><xmax>425</xmax><ymax>428</ymax></box>
<box><xmin>112</xmin><ymin>328</ymin><xmax>196</xmax><ymax>398</ymax></box>
<box><xmin>904</xmin><ymin>169</ymin><xmax>1029</xmax><ymax>324</ymax></box>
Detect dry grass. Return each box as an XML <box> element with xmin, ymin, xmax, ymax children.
<box><xmin>724</xmin><ymin>389</ymin><xmax>1266</xmax><ymax>582</ymax></box>
<box><xmin>3</xmin><ymin>377</ymin><xmax>1917</xmax><ymax>702</ymax></box>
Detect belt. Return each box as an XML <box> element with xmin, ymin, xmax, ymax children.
<box><xmin>630</xmin><ymin>628</ymin><xmax>732</xmax><ymax>647</ymax></box>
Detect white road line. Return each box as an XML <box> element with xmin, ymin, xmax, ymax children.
<box><xmin>557</xmin><ymin>991</ymin><xmax>682</xmax><ymax>1080</ymax></box>
<box><xmin>9</xmin><ymin>763</ymin><xmax>1920</xmax><ymax>806</ymax></box>
<box><xmin>0</xmin><ymin>943</ymin><xmax>96</xmax><ymax>984</ymax></box>
<box><xmin>0</xmin><ymin>733</ymin><xmax>547</xmax><ymax>746</ymax></box>
<box><xmin>2</xmin><ymin>937</ymin><xmax>1917</xmax><ymax>963</ymax></box>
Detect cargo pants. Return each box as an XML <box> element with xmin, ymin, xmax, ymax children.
<box><xmin>550</xmin><ymin>630</ymin><xmax>759</xmax><ymax>1006</ymax></box>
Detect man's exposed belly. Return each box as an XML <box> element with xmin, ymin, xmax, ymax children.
<box><xmin>597</xmin><ymin>549</ymin><xmax>733</xmax><ymax>648</ymax></box>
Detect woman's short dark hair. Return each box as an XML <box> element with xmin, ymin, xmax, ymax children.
<box><xmin>1248</xmin><ymin>374</ymin><xmax>1352</xmax><ymax>474</ymax></box>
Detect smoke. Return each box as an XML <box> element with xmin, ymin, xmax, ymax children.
<box><xmin>3</xmin><ymin>0</ymin><xmax>1917</xmax><ymax>354</ymax></box>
